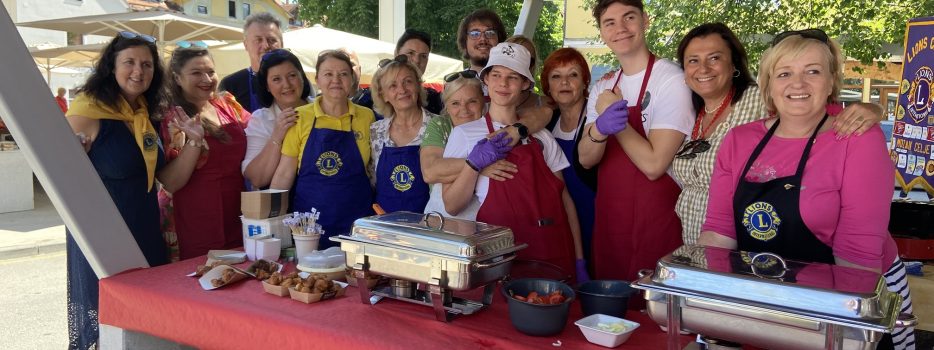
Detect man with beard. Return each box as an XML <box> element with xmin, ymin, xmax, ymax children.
<box><xmin>456</xmin><ymin>9</ymin><xmax>507</xmax><ymax>74</ymax></box>
<box><xmin>219</xmin><ymin>12</ymin><xmax>283</xmax><ymax>113</ymax></box>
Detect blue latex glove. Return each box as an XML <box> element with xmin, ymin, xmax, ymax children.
<box><xmin>575</xmin><ymin>259</ymin><xmax>590</xmax><ymax>284</ymax></box>
<box><xmin>467</xmin><ymin>132</ymin><xmax>512</xmax><ymax>170</ymax></box>
<box><xmin>595</xmin><ymin>99</ymin><xmax>630</xmax><ymax>136</ymax></box>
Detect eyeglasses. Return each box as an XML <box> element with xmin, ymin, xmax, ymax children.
<box><xmin>261</xmin><ymin>48</ymin><xmax>292</xmax><ymax>62</ymax></box>
<box><xmin>771</xmin><ymin>28</ymin><xmax>829</xmax><ymax>47</ymax></box>
<box><xmin>118</xmin><ymin>31</ymin><xmax>156</xmax><ymax>43</ymax></box>
<box><xmin>467</xmin><ymin>29</ymin><xmax>498</xmax><ymax>40</ymax></box>
<box><xmin>444</xmin><ymin>70</ymin><xmax>479</xmax><ymax>82</ymax></box>
<box><xmin>675</xmin><ymin>139</ymin><xmax>712</xmax><ymax>160</ymax></box>
<box><xmin>378</xmin><ymin>54</ymin><xmax>408</xmax><ymax>68</ymax></box>
<box><xmin>176</xmin><ymin>40</ymin><xmax>208</xmax><ymax>49</ymax></box>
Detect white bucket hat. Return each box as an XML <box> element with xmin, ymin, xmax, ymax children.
<box><xmin>479</xmin><ymin>42</ymin><xmax>535</xmax><ymax>90</ymax></box>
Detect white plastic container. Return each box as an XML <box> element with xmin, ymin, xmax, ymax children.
<box><xmin>574</xmin><ymin>313</ymin><xmax>640</xmax><ymax>348</ymax></box>
<box><xmin>240</xmin><ymin>214</ymin><xmax>292</xmax><ymax>248</ymax></box>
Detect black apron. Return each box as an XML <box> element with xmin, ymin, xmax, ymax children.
<box><xmin>733</xmin><ymin>114</ymin><xmax>833</xmax><ymax>264</ymax></box>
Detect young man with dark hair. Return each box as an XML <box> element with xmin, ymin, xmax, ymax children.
<box><xmin>219</xmin><ymin>12</ymin><xmax>283</xmax><ymax>112</ymax></box>
<box><xmin>353</xmin><ymin>29</ymin><xmax>443</xmax><ymax>115</ymax></box>
<box><xmin>456</xmin><ymin>9</ymin><xmax>507</xmax><ymax>73</ymax></box>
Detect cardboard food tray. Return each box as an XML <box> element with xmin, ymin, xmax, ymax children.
<box><xmin>262</xmin><ymin>280</ymin><xmax>291</xmax><ymax>297</ymax></box>
<box><xmin>245</xmin><ymin>260</ymin><xmax>283</xmax><ymax>279</ymax></box>
<box><xmin>206</xmin><ymin>250</ymin><xmax>247</xmax><ymax>265</ymax></box>
<box><xmin>198</xmin><ymin>265</ymin><xmax>250</xmax><ymax>290</ymax></box>
<box><xmin>288</xmin><ymin>281</ymin><xmax>348</xmax><ymax>304</ymax></box>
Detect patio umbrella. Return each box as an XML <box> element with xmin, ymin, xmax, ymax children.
<box><xmin>210</xmin><ymin>24</ymin><xmax>464</xmax><ymax>84</ymax></box>
<box><xmin>29</xmin><ymin>43</ymin><xmax>103</xmax><ymax>83</ymax></box>
<box><xmin>17</xmin><ymin>10</ymin><xmax>243</xmax><ymax>52</ymax></box>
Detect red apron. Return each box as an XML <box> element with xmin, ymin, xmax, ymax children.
<box><xmin>476</xmin><ymin>115</ymin><xmax>576</xmax><ymax>280</ymax></box>
<box><xmin>592</xmin><ymin>55</ymin><xmax>683</xmax><ymax>294</ymax></box>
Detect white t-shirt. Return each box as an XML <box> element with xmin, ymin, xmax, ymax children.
<box><xmin>585</xmin><ymin>58</ymin><xmax>694</xmax><ymax>137</ymax></box>
<box><xmin>241</xmin><ymin>98</ymin><xmax>313</xmax><ymax>174</ymax></box>
<box><xmin>443</xmin><ymin>117</ymin><xmax>570</xmax><ymax>211</ymax></box>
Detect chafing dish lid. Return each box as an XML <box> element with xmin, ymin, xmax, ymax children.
<box><xmin>342</xmin><ymin>212</ymin><xmax>516</xmax><ymax>258</ymax></box>
<box><xmin>635</xmin><ymin>245</ymin><xmax>900</xmax><ymax>326</ymax></box>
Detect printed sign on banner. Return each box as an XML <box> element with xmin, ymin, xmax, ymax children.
<box><xmin>892</xmin><ymin>16</ymin><xmax>934</xmax><ymax>196</ymax></box>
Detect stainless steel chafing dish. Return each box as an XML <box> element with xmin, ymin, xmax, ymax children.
<box><xmin>331</xmin><ymin>212</ymin><xmax>526</xmax><ymax>321</ymax></box>
<box><xmin>632</xmin><ymin>245</ymin><xmax>917</xmax><ymax>350</ymax></box>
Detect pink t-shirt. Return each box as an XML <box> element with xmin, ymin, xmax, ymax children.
<box><xmin>702</xmin><ymin>119</ymin><xmax>897</xmax><ymax>271</ymax></box>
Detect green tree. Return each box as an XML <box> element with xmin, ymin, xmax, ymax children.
<box><xmin>297</xmin><ymin>0</ymin><xmax>565</xmax><ymax>75</ymax></box>
<box><xmin>581</xmin><ymin>0</ymin><xmax>932</xmax><ymax>74</ymax></box>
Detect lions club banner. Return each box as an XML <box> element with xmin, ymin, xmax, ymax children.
<box><xmin>893</xmin><ymin>16</ymin><xmax>934</xmax><ymax>196</ymax></box>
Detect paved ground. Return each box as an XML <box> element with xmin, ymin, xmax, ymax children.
<box><xmin>0</xmin><ymin>252</ymin><xmax>67</xmax><ymax>349</ymax></box>
<box><xmin>0</xmin><ymin>181</ymin><xmax>64</xmax><ymax>261</ymax></box>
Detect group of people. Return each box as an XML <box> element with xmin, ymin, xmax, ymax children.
<box><xmin>62</xmin><ymin>1</ymin><xmax>914</xmax><ymax>349</ymax></box>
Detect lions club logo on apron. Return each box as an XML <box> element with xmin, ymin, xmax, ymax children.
<box><xmin>316</xmin><ymin>151</ymin><xmax>343</xmax><ymax>177</ymax></box>
<box><xmin>742</xmin><ymin>201</ymin><xmax>781</xmax><ymax>241</ymax></box>
<box><xmin>391</xmin><ymin>164</ymin><xmax>415</xmax><ymax>191</ymax></box>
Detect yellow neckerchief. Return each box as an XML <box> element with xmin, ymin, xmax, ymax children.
<box><xmin>66</xmin><ymin>93</ymin><xmax>159</xmax><ymax>191</ymax></box>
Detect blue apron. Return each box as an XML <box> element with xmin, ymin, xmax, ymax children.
<box><xmin>551</xmin><ymin>108</ymin><xmax>596</xmax><ymax>262</ymax></box>
<box><xmin>375</xmin><ymin>142</ymin><xmax>429</xmax><ymax>213</ymax></box>
<box><xmin>294</xmin><ymin>115</ymin><xmax>374</xmax><ymax>249</ymax></box>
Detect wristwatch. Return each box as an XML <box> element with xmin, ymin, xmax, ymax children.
<box><xmin>512</xmin><ymin>123</ymin><xmax>529</xmax><ymax>139</ymax></box>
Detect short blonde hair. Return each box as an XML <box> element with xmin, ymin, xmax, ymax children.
<box><xmin>440</xmin><ymin>76</ymin><xmax>483</xmax><ymax>116</ymax></box>
<box><xmin>371</xmin><ymin>61</ymin><xmax>427</xmax><ymax>117</ymax></box>
<box><xmin>758</xmin><ymin>34</ymin><xmax>843</xmax><ymax>115</ymax></box>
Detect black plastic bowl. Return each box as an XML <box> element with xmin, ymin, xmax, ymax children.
<box><xmin>501</xmin><ymin>278</ymin><xmax>576</xmax><ymax>336</ymax></box>
<box><xmin>577</xmin><ymin>280</ymin><xmax>636</xmax><ymax>318</ymax></box>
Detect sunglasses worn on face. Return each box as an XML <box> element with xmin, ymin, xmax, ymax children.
<box><xmin>176</xmin><ymin>40</ymin><xmax>208</xmax><ymax>49</ymax></box>
<box><xmin>771</xmin><ymin>28</ymin><xmax>829</xmax><ymax>47</ymax></box>
<box><xmin>444</xmin><ymin>70</ymin><xmax>479</xmax><ymax>82</ymax></box>
<box><xmin>378</xmin><ymin>54</ymin><xmax>408</xmax><ymax>68</ymax></box>
<box><xmin>675</xmin><ymin>139</ymin><xmax>712</xmax><ymax>160</ymax></box>
<box><xmin>118</xmin><ymin>31</ymin><xmax>156</xmax><ymax>43</ymax></box>
<box><xmin>467</xmin><ymin>29</ymin><xmax>497</xmax><ymax>40</ymax></box>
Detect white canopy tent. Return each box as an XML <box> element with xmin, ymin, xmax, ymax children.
<box><xmin>210</xmin><ymin>24</ymin><xmax>464</xmax><ymax>84</ymax></box>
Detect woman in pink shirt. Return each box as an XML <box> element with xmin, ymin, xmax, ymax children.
<box><xmin>699</xmin><ymin>29</ymin><xmax>914</xmax><ymax>349</ymax></box>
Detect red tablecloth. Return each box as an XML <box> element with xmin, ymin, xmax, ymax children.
<box><xmin>99</xmin><ymin>258</ymin><xmax>693</xmax><ymax>349</ymax></box>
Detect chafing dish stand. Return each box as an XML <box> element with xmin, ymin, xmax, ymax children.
<box><xmin>333</xmin><ymin>212</ymin><xmax>526</xmax><ymax>322</ymax></box>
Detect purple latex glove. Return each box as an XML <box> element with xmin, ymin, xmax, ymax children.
<box><xmin>575</xmin><ymin>259</ymin><xmax>590</xmax><ymax>283</ymax></box>
<box><xmin>595</xmin><ymin>99</ymin><xmax>630</xmax><ymax>136</ymax></box>
<box><xmin>467</xmin><ymin>132</ymin><xmax>512</xmax><ymax>170</ymax></box>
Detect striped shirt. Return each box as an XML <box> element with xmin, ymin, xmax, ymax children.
<box><xmin>671</xmin><ymin>86</ymin><xmax>767</xmax><ymax>245</ymax></box>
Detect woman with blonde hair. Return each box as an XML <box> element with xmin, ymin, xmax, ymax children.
<box><xmin>699</xmin><ymin>29</ymin><xmax>914</xmax><ymax>349</ymax></box>
<box><xmin>368</xmin><ymin>55</ymin><xmax>437</xmax><ymax>212</ymax></box>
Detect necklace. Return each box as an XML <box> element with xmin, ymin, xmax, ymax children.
<box><xmin>703</xmin><ymin>90</ymin><xmax>732</xmax><ymax>114</ymax></box>
<box><xmin>691</xmin><ymin>87</ymin><xmax>734</xmax><ymax>140</ymax></box>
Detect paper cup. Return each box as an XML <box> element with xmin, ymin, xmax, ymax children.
<box><xmin>293</xmin><ymin>234</ymin><xmax>320</xmax><ymax>259</ymax></box>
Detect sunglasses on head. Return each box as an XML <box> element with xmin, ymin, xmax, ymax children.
<box><xmin>176</xmin><ymin>40</ymin><xmax>208</xmax><ymax>49</ymax></box>
<box><xmin>467</xmin><ymin>29</ymin><xmax>497</xmax><ymax>40</ymax></box>
<box><xmin>771</xmin><ymin>28</ymin><xmax>829</xmax><ymax>47</ymax></box>
<box><xmin>118</xmin><ymin>31</ymin><xmax>156</xmax><ymax>43</ymax></box>
<box><xmin>378</xmin><ymin>54</ymin><xmax>408</xmax><ymax>68</ymax></box>
<box><xmin>444</xmin><ymin>70</ymin><xmax>479</xmax><ymax>82</ymax></box>
<box><xmin>675</xmin><ymin>139</ymin><xmax>712</xmax><ymax>160</ymax></box>
<box><xmin>261</xmin><ymin>48</ymin><xmax>292</xmax><ymax>62</ymax></box>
